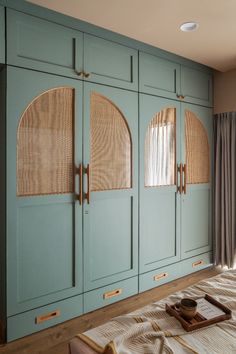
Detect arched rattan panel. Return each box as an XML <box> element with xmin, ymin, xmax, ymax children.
<box><xmin>90</xmin><ymin>92</ymin><xmax>132</xmax><ymax>191</ymax></box>
<box><xmin>185</xmin><ymin>110</ymin><xmax>210</xmax><ymax>184</ymax></box>
<box><xmin>17</xmin><ymin>87</ymin><xmax>74</xmax><ymax>196</ymax></box>
<box><xmin>145</xmin><ymin>108</ymin><xmax>176</xmax><ymax>187</ymax></box>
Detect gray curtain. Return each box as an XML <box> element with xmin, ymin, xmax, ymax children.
<box><xmin>214</xmin><ymin>112</ymin><xmax>236</xmax><ymax>268</ymax></box>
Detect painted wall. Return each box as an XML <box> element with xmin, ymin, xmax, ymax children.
<box><xmin>214</xmin><ymin>68</ymin><xmax>236</xmax><ymax>114</ymax></box>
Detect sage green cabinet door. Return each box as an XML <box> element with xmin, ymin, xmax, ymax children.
<box><xmin>181</xmin><ymin>66</ymin><xmax>213</xmax><ymax>107</ymax></box>
<box><xmin>139</xmin><ymin>94</ymin><xmax>181</xmax><ymax>274</ymax></box>
<box><xmin>7</xmin><ymin>9</ymin><xmax>83</xmax><ymax>78</ymax></box>
<box><xmin>84</xmin><ymin>34</ymin><xmax>138</xmax><ymax>90</ymax></box>
<box><xmin>83</xmin><ymin>83</ymin><xmax>138</xmax><ymax>291</ymax></box>
<box><xmin>0</xmin><ymin>6</ymin><xmax>4</xmax><ymax>63</ymax></box>
<box><xmin>139</xmin><ymin>52</ymin><xmax>181</xmax><ymax>100</ymax></box>
<box><xmin>181</xmin><ymin>103</ymin><xmax>212</xmax><ymax>259</ymax></box>
<box><xmin>7</xmin><ymin>67</ymin><xmax>83</xmax><ymax>316</ymax></box>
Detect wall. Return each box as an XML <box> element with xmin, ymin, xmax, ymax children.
<box><xmin>214</xmin><ymin>68</ymin><xmax>236</xmax><ymax>114</ymax></box>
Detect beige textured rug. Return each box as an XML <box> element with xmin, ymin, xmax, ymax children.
<box><xmin>78</xmin><ymin>270</ymin><xmax>236</xmax><ymax>353</ymax></box>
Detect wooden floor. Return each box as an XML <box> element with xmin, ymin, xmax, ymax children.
<box><xmin>0</xmin><ymin>267</ymin><xmax>222</xmax><ymax>354</ymax></box>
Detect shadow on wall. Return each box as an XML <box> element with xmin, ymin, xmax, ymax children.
<box><xmin>214</xmin><ymin>68</ymin><xmax>236</xmax><ymax>114</ymax></box>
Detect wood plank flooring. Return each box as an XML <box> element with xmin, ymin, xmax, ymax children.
<box><xmin>0</xmin><ymin>267</ymin><xmax>222</xmax><ymax>354</ymax></box>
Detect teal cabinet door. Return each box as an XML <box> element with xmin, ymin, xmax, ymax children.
<box><xmin>83</xmin><ymin>83</ymin><xmax>138</xmax><ymax>291</ymax></box>
<box><xmin>139</xmin><ymin>52</ymin><xmax>181</xmax><ymax>100</ymax></box>
<box><xmin>7</xmin><ymin>9</ymin><xmax>83</xmax><ymax>79</ymax></box>
<box><xmin>181</xmin><ymin>66</ymin><xmax>213</xmax><ymax>107</ymax></box>
<box><xmin>7</xmin><ymin>67</ymin><xmax>83</xmax><ymax>316</ymax></box>
<box><xmin>0</xmin><ymin>6</ymin><xmax>4</xmax><ymax>63</ymax></box>
<box><xmin>139</xmin><ymin>94</ymin><xmax>181</xmax><ymax>274</ymax></box>
<box><xmin>84</xmin><ymin>34</ymin><xmax>138</xmax><ymax>90</ymax></box>
<box><xmin>181</xmin><ymin>103</ymin><xmax>212</xmax><ymax>259</ymax></box>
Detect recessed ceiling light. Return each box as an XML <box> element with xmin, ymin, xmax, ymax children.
<box><xmin>180</xmin><ymin>22</ymin><xmax>199</xmax><ymax>32</ymax></box>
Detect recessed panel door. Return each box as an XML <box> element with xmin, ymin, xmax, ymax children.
<box><xmin>181</xmin><ymin>103</ymin><xmax>212</xmax><ymax>258</ymax></box>
<box><xmin>139</xmin><ymin>94</ymin><xmax>181</xmax><ymax>274</ymax></box>
<box><xmin>7</xmin><ymin>67</ymin><xmax>83</xmax><ymax>315</ymax></box>
<box><xmin>83</xmin><ymin>83</ymin><xmax>138</xmax><ymax>291</ymax></box>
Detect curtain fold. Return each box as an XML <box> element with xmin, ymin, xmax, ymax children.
<box><xmin>214</xmin><ymin>112</ymin><xmax>236</xmax><ymax>268</ymax></box>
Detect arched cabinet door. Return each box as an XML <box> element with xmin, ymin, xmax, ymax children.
<box><xmin>7</xmin><ymin>67</ymin><xmax>83</xmax><ymax>315</ymax></box>
<box><xmin>139</xmin><ymin>94</ymin><xmax>181</xmax><ymax>274</ymax></box>
<box><xmin>181</xmin><ymin>103</ymin><xmax>212</xmax><ymax>258</ymax></box>
<box><xmin>83</xmin><ymin>83</ymin><xmax>138</xmax><ymax>291</ymax></box>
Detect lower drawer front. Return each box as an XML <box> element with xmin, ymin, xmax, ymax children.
<box><xmin>84</xmin><ymin>276</ymin><xmax>138</xmax><ymax>313</ymax></box>
<box><xmin>7</xmin><ymin>294</ymin><xmax>83</xmax><ymax>342</ymax></box>
<box><xmin>180</xmin><ymin>252</ymin><xmax>212</xmax><ymax>277</ymax></box>
<box><xmin>139</xmin><ymin>262</ymin><xmax>181</xmax><ymax>293</ymax></box>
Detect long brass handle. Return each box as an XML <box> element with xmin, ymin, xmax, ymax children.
<box><xmin>85</xmin><ymin>164</ymin><xmax>90</xmax><ymax>204</ymax></box>
<box><xmin>183</xmin><ymin>164</ymin><xmax>187</xmax><ymax>194</ymax></box>
<box><xmin>177</xmin><ymin>164</ymin><xmax>183</xmax><ymax>194</ymax></box>
<box><xmin>35</xmin><ymin>309</ymin><xmax>60</xmax><ymax>324</ymax></box>
<box><xmin>103</xmin><ymin>288</ymin><xmax>122</xmax><ymax>300</ymax></box>
<box><xmin>75</xmin><ymin>164</ymin><xmax>83</xmax><ymax>205</ymax></box>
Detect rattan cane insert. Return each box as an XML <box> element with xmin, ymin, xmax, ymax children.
<box><xmin>185</xmin><ymin>110</ymin><xmax>210</xmax><ymax>184</ymax></box>
<box><xmin>90</xmin><ymin>92</ymin><xmax>132</xmax><ymax>191</ymax></box>
<box><xmin>145</xmin><ymin>108</ymin><xmax>176</xmax><ymax>187</ymax></box>
<box><xmin>17</xmin><ymin>87</ymin><xmax>74</xmax><ymax>196</ymax></box>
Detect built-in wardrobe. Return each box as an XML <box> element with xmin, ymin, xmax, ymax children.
<box><xmin>0</xmin><ymin>0</ymin><xmax>213</xmax><ymax>342</ymax></box>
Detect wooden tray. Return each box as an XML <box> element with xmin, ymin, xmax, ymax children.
<box><xmin>166</xmin><ymin>294</ymin><xmax>232</xmax><ymax>332</ymax></box>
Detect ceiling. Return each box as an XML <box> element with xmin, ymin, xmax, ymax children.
<box><xmin>27</xmin><ymin>0</ymin><xmax>236</xmax><ymax>72</ymax></box>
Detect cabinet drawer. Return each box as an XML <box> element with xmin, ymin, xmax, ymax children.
<box><xmin>84</xmin><ymin>277</ymin><xmax>138</xmax><ymax>313</ymax></box>
<box><xmin>84</xmin><ymin>34</ymin><xmax>138</xmax><ymax>90</ymax></box>
<box><xmin>181</xmin><ymin>66</ymin><xmax>213</xmax><ymax>106</ymax></box>
<box><xmin>7</xmin><ymin>9</ymin><xmax>83</xmax><ymax>78</ymax></box>
<box><xmin>7</xmin><ymin>294</ymin><xmax>83</xmax><ymax>341</ymax></box>
<box><xmin>139</xmin><ymin>263</ymin><xmax>181</xmax><ymax>293</ymax></box>
<box><xmin>0</xmin><ymin>6</ymin><xmax>4</xmax><ymax>64</ymax></box>
<box><xmin>139</xmin><ymin>51</ymin><xmax>180</xmax><ymax>100</ymax></box>
<box><xmin>180</xmin><ymin>252</ymin><xmax>213</xmax><ymax>277</ymax></box>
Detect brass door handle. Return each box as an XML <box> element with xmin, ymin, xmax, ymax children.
<box><xmin>176</xmin><ymin>94</ymin><xmax>185</xmax><ymax>100</ymax></box>
<box><xmin>182</xmin><ymin>164</ymin><xmax>187</xmax><ymax>194</ymax></box>
<box><xmin>75</xmin><ymin>71</ymin><xmax>84</xmax><ymax>77</ymax></box>
<box><xmin>177</xmin><ymin>164</ymin><xmax>183</xmax><ymax>194</ymax></box>
<box><xmin>75</xmin><ymin>164</ymin><xmax>83</xmax><ymax>205</ymax></box>
<box><xmin>84</xmin><ymin>72</ymin><xmax>91</xmax><ymax>78</ymax></box>
<box><xmin>85</xmin><ymin>164</ymin><xmax>90</xmax><ymax>204</ymax></box>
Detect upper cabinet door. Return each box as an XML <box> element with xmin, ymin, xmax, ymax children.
<box><xmin>181</xmin><ymin>66</ymin><xmax>213</xmax><ymax>107</ymax></box>
<box><xmin>181</xmin><ymin>103</ymin><xmax>212</xmax><ymax>259</ymax></box>
<box><xmin>84</xmin><ymin>34</ymin><xmax>138</xmax><ymax>90</ymax></box>
<box><xmin>7</xmin><ymin>9</ymin><xmax>83</xmax><ymax>79</ymax></box>
<box><xmin>139</xmin><ymin>52</ymin><xmax>181</xmax><ymax>100</ymax></box>
<box><xmin>7</xmin><ymin>67</ymin><xmax>83</xmax><ymax>315</ymax></box>
<box><xmin>0</xmin><ymin>6</ymin><xmax>4</xmax><ymax>63</ymax></box>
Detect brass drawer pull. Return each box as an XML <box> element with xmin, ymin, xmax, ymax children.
<box><xmin>192</xmin><ymin>260</ymin><xmax>204</xmax><ymax>268</ymax></box>
<box><xmin>103</xmin><ymin>288</ymin><xmax>122</xmax><ymax>300</ymax></box>
<box><xmin>84</xmin><ymin>72</ymin><xmax>91</xmax><ymax>78</ymax></box>
<box><xmin>35</xmin><ymin>309</ymin><xmax>60</xmax><ymax>324</ymax></box>
<box><xmin>153</xmin><ymin>272</ymin><xmax>168</xmax><ymax>281</ymax></box>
